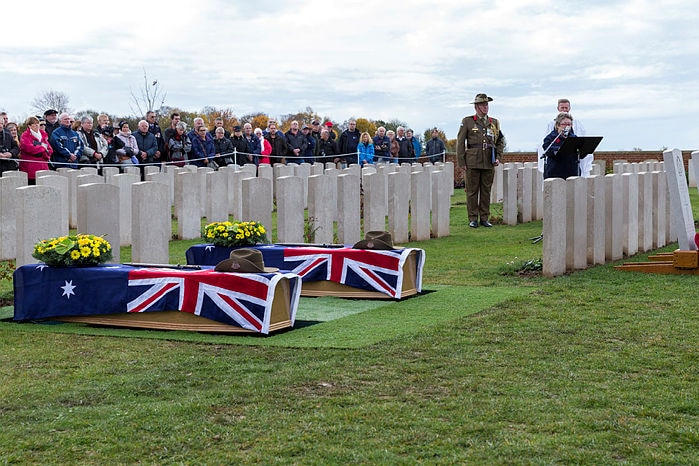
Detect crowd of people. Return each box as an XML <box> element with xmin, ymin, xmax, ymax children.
<box><xmin>0</xmin><ymin>109</ymin><xmax>448</xmax><ymax>184</ymax></box>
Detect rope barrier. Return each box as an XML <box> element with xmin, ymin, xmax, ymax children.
<box><xmin>13</xmin><ymin>150</ymin><xmax>449</xmax><ymax>169</ymax></box>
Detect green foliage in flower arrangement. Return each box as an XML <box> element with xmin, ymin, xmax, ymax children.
<box><xmin>31</xmin><ymin>234</ymin><xmax>113</xmax><ymax>267</ymax></box>
<box><xmin>202</xmin><ymin>221</ymin><xmax>269</xmax><ymax>247</ymax></box>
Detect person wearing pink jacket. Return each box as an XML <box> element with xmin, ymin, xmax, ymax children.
<box><xmin>19</xmin><ymin>116</ymin><xmax>53</xmax><ymax>183</ymax></box>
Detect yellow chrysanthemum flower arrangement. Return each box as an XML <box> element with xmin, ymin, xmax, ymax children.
<box><xmin>32</xmin><ymin>234</ymin><xmax>113</xmax><ymax>267</ymax></box>
<box><xmin>202</xmin><ymin>221</ymin><xmax>269</xmax><ymax>247</ymax></box>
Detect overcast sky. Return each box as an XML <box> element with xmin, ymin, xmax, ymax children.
<box><xmin>2</xmin><ymin>0</ymin><xmax>698</xmax><ymax>152</ymax></box>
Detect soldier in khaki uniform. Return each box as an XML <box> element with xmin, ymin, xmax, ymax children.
<box><xmin>456</xmin><ymin>93</ymin><xmax>505</xmax><ymax>228</ymax></box>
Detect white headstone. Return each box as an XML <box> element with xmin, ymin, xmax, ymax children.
<box><xmin>16</xmin><ymin>185</ymin><xmax>68</xmax><ymax>266</ymax></box>
<box><xmin>663</xmin><ymin>148</ymin><xmax>696</xmax><ymax>250</ymax></box>
<box><xmin>257</xmin><ymin>164</ymin><xmax>274</xmax><ymax>205</ymax></box>
<box><xmin>566</xmin><ymin>176</ymin><xmax>587</xmax><ymax>270</ymax></box>
<box><xmin>621</xmin><ymin>172</ymin><xmax>639</xmax><ymax>257</ymax></box>
<box><xmin>362</xmin><ymin>172</ymin><xmax>387</xmax><ymax>232</ymax></box>
<box><xmin>502</xmin><ymin>167</ymin><xmax>517</xmax><ymax>225</ymax></box>
<box><xmin>79</xmin><ymin>166</ymin><xmax>99</xmax><ymax>176</ymax></box>
<box><xmin>276</xmin><ymin>176</ymin><xmax>304</xmax><ymax>243</ymax></box>
<box><xmin>145</xmin><ymin>171</ymin><xmax>173</xmax><ymax>206</ymax></box>
<box><xmin>2</xmin><ymin>170</ymin><xmax>28</xmax><ymax>184</ymax></box>
<box><xmin>58</xmin><ymin>169</ymin><xmax>80</xmax><ymax>228</ymax></box>
<box><xmin>637</xmin><ymin>171</ymin><xmax>654</xmax><ymax>253</ymax></box>
<box><xmin>605</xmin><ymin>174</ymin><xmax>623</xmax><ymax>261</ymax></box>
<box><xmin>431</xmin><ymin>169</ymin><xmax>451</xmax><ymax>238</ymax></box>
<box><xmin>241</xmin><ymin>177</ymin><xmax>273</xmax><ymax>240</ymax></box>
<box><xmin>307</xmin><ymin>174</ymin><xmax>334</xmax><ymax>244</ymax></box>
<box><xmin>543</xmin><ymin>178</ymin><xmax>566</xmax><ymax>277</ymax></box>
<box><xmin>109</xmin><ymin>173</ymin><xmax>140</xmax><ymax>246</ymax></box>
<box><xmin>35</xmin><ymin>175</ymin><xmax>69</xmax><ymax>238</ymax></box>
<box><xmin>586</xmin><ymin>175</ymin><xmax>606</xmax><ymax>265</ymax></box>
<box><xmin>410</xmin><ymin>170</ymin><xmax>431</xmax><ymax>241</ymax></box>
<box><xmin>337</xmin><ymin>173</ymin><xmax>361</xmax><ymax>245</ymax></box>
<box><xmin>651</xmin><ymin>171</ymin><xmax>667</xmax><ymax>249</ymax></box>
<box><xmin>205</xmin><ymin>170</ymin><xmax>229</xmax><ymax>222</ymax></box>
<box><xmin>692</xmin><ymin>151</ymin><xmax>699</xmax><ymax>192</ymax></box>
<box><xmin>77</xmin><ymin>183</ymin><xmax>120</xmax><ymax>262</ymax></box>
<box><xmin>0</xmin><ymin>177</ymin><xmax>22</xmax><ymax>260</ymax></box>
<box><xmin>387</xmin><ymin>172</ymin><xmax>410</xmax><ymax>244</ymax></box>
<box><xmin>102</xmin><ymin>166</ymin><xmax>120</xmax><ymax>185</ymax></box>
<box><xmin>197</xmin><ymin>167</ymin><xmax>214</xmax><ymax>216</ymax></box>
<box><xmin>175</xmin><ymin>171</ymin><xmax>201</xmax><ymax>240</ymax></box>
<box><xmin>231</xmin><ymin>171</ymin><xmax>254</xmax><ymax>220</ymax></box>
<box><xmin>131</xmin><ymin>181</ymin><xmax>170</xmax><ymax>264</ymax></box>
<box><xmin>517</xmin><ymin>166</ymin><xmax>533</xmax><ymax>223</ymax></box>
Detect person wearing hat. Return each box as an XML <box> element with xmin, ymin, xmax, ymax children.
<box><xmin>229</xmin><ymin>124</ymin><xmax>247</xmax><ymax>164</ymax></box>
<box><xmin>43</xmin><ymin>109</ymin><xmax>60</xmax><ymax>138</ymax></box>
<box><xmin>214</xmin><ymin>249</ymin><xmax>278</xmax><ymax>273</ymax></box>
<box><xmin>301</xmin><ymin>124</ymin><xmax>316</xmax><ymax>163</ymax></box>
<box><xmin>323</xmin><ymin>121</ymin><xmax>336</xmax><ymax>141</ymax></box>
<box><xmin>310</xmin><ymin>119</ymin><xmax>322</xmax><ymax>157</ymax></box>
<box><xmin>456</xmin><ymin>93</ymin><xmax>505</xmax><ymax>228</ymax></box>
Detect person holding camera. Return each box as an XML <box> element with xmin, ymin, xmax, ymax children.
<box><xmin>0</xmin><ymin>118</ymin><xmax>20</xmax><ymax>175</ymax></box>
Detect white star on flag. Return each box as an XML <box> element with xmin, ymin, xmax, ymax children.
<box><xmin>61</xmin><ymin>280</ymin><xmax>76</xmax><ymax>299</ymax></box>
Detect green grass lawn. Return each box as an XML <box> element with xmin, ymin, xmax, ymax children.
<box><xmin>1</xmin><ymin>190</ymin><xmax>699</xmax><ymax>464</ymax></box>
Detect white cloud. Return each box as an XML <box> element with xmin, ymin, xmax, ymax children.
<box><xmin>2</xmin><ymin>0</ymin><xmax>698</xmax><ymax>151</ymax></box>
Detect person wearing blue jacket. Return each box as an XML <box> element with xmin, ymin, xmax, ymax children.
<box><xmin>190</xmin><ymin>126</ymin><xmax>216</xmax><ymax>168</ymax></box>
<box><xmin>357</xmin><ymin>132</ymin><xmax>374</xmax><ymax>165</ymax></box>
<box><xmin>301</xmin><ymin>125</ymin><xmax>316</xmax><ymax>163</ymax></box>
<box><xmin>49</xmin><ymin>112</ymin><xmax>83</xmax><ymax>169</ymax></box>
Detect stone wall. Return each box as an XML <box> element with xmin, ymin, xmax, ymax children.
<box><xmin>436</xmin><ymin>150</ymin><xmax>694</xmax><ymax>185</ymax></box>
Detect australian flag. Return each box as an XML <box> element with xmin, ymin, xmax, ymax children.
<box><xmin>13</xmin><ymin>264</ymin><xmax>301</xmax><ymax>334</ymax></box>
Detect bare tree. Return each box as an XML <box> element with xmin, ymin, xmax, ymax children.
<box><xmin>30</xmin><ymin>90</ymin><xmax>70</xmax><ymax>114</ymax></box>
<box><xmin>129</xmin><ymin>68</ymin><xmax>167</xmax><ymax>117</ymax></box>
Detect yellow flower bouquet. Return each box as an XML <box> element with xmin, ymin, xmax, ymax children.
<box><xmin>202</xmin><ymin>221</ymin><xmax>269</xmax><ymax>247</ymax></box>
<box><xmin>32</xmin><ymin>234</ymin><xmax>113</xmax><ymax>267</ymax></box>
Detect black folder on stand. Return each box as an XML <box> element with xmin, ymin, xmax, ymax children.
<box><xmin>557</xmin><ymin>136</ymin><xmax>603</xmax><ymax>158</ymax></box>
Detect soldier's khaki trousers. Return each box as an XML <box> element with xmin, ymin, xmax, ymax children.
<box><xmin>464</xmin><ymin>168</ymin><xmax>494</xmax><ymax>222</ymax></box>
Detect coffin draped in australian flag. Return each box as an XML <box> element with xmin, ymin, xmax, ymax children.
<box><xmin>13</xmin><ymin>264</ymin><xmax>302</xmax><ymax>334</ymax></box>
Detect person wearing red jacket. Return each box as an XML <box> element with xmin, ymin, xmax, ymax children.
<box><xmin>19</xmin><ymin>116</ymin><xmax>53</xmax><ymax>184</ymax></box>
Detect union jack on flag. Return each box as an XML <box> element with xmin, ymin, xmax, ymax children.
<box><xmin>282</xmin><ymin>247</ymin><xmax>424</xmax><ymax>298</ymax></box>
<box><xmin>127</xmin><ymin>268</ymin><xmax>301</xmax><ymax>334</ymax></box>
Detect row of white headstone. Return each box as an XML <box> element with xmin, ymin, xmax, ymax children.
<box><xmin>492</xmin><ymin>160</ymin><xmax>606</xmax><ymax>224</ymax></box>
<box><xmin>0</xmin><ymin>161</ymin><xmax>455</xmax><ymax>267</ymax></box>
<box><xmin>541</xmin><ymin>149</ymin><xmax>699</xmax><ymax>277</ymax></box>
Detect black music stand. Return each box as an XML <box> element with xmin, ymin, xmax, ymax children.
<box><xmin>556</xmin><ymin>136</ymin><xmax>603</xmax><ymax>159</ymax></box>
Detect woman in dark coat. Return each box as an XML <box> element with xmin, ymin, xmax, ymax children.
<box><xmin>543</xmin><ymin>112</ymin><xmax>578</xmax><ymax>180</ymax></box>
